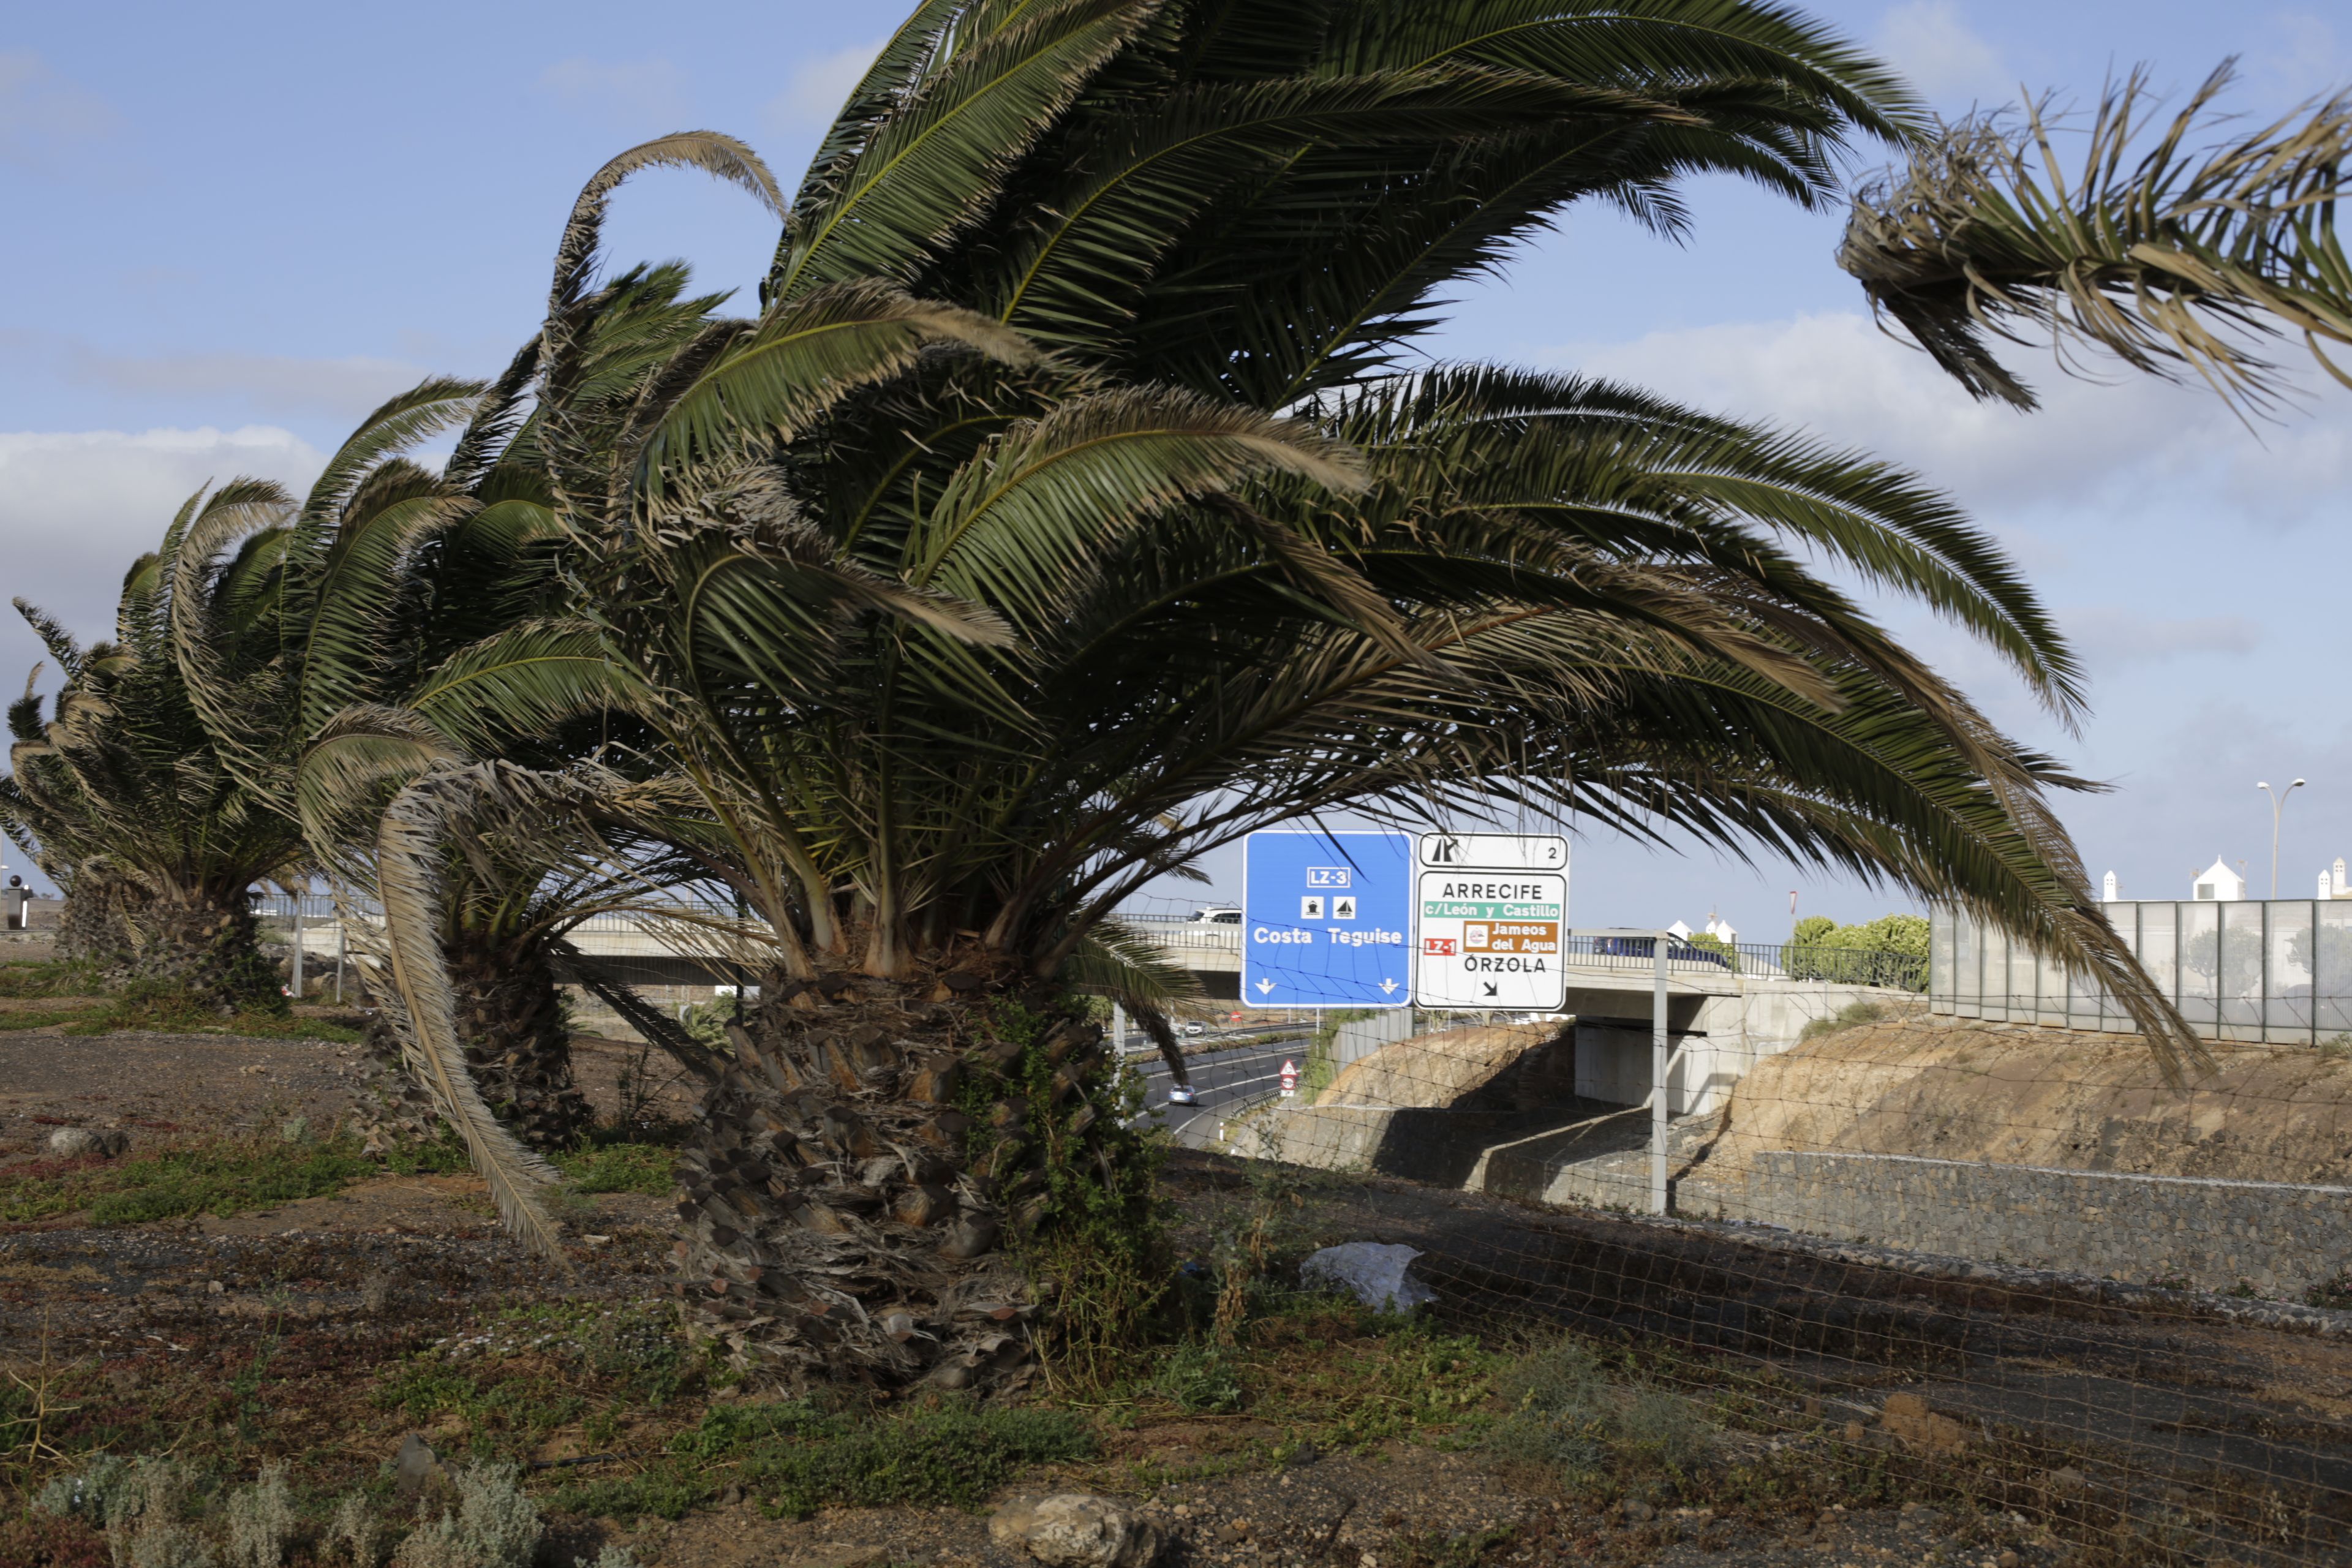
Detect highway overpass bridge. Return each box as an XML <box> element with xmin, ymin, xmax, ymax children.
<box><xmin>269</xmin><ymin>903</ymin><xmax>1917</xmax><ymax>1109</ymax></box>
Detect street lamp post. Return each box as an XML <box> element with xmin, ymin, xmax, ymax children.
<box><xmin>2257</xmin><ymin>778</ymin><xmax>2307</xmax><ymax>898</ymax></box>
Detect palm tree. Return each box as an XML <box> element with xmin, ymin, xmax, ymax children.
<box><xmin>1839</xmin><ymin>62</ymin><xmax>2352</xmax><ymax>415</ymax></box>
<box><xmin>2</xmin><ymin>486</ymin><xmax>311</xmax><ymax>1005</ymax></box>
<box><xmin>375</xmin><ymin>0</ymin><xmax>2198</xmax><ymax>1391</ymax></box>
<box><xmin>167</xmin><ymin>274</ymin><xmax>749</xmax><ymax>1147</ymax></box>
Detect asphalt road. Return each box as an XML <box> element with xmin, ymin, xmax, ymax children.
<box><xmin>1125</xmin><ymin>1029</ymin><xmax>1311</xmax><ymax>1150</ymax></box>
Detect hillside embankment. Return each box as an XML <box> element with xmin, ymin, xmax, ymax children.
<box><xmin>1699</xmin><ymin>1014</ymin><xmax>2352</xmax><ymax>1185</ymax></box>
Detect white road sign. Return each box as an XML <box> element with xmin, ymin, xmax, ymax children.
<box><xmin>1411</xmin><ymin>832</ymin><xmax>1569</xmax><ymax>1010</ymax></box>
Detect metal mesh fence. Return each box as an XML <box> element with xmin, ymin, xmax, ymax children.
<box><xmin>244</xmin><ymin>886</ymin><xmax>2352</xmax><ymax>1558</ymax></box>
<box><xmin>1142</xmin><ymin>923</ymin><xmax>2352</xmax><ymax>1566</ymax></box>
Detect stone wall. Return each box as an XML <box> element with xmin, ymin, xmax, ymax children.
<box><xmin>1679</xmin><ymin>1150</ymin><xmax>2352</xmax><ymax>1297</ymax></box>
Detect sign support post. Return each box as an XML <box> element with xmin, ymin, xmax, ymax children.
<box><xmin>1651</xmin><ymin>931</ymin><xmax>1669</xmax><ymax>1216</ymax></box>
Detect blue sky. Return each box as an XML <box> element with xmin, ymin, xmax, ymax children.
<box><xmin>3</xmin><ymin>2</ymin><xmax>2348</xmax><ymax>933</ymax></box>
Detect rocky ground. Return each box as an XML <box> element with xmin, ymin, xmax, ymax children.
<box><xmin>4</xmin><ymin>1010</ymin><xmax>2348</xmax><ymax>1566</ymax></box>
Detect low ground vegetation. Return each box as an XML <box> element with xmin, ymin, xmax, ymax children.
<box><xmin>1</xmin><ymin>1128</ymin><xmax>681</xmax><ymax>1230</ymax></box>
<box><xmin>0</xmin><ymin>958</ymin><xmax>363</xmax><ymax>1042</ymax></box>
<box><xmin>2</xmin><ymin>1114</ymin><xmax>2325</xmax><ymax>1567</ymax></box>
<box><xmin>1797</xmin><ymin>998</ymin><xmax>1893</xmax><ymax>1042</ymax></box>
<box><xmin>0</xmin><ymin>954</ymin><xmax>2329</xmax><ymax>1566</ymax></box>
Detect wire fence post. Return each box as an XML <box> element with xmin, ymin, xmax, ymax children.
<box><xmin>1651</xmin><ymin>930</ymin><xmax>1669</xmax><ymax>1216</ymax></box>
<box><xmin>290</xmin><ymin>900</ymin><xmax>304</xmax><ymax>1001</ymax></box>
<box><xmin>334</xmin><ymin>918</ymin><xmax>345</xmax><ymax>1005</ymax></box>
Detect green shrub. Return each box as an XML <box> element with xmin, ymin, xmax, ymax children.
<box><xmin>552</xmin><ymin>1140</ymin><xmax>677</xmax><ymax>1196</ymax></box>
<box><xmin>1798</xmin><ymin>998</ymin><xmax>1890</xmax><ymax>1043</ymax></box>
<box><xmin>551</xmin><ymin>1399</ymin><xmax>1096</xmax><ymax>1521</ymax></box>
<box><xmin>223</xmin><ymin>1464</ymin><xmax>296</xmax><ymax>1568</ymax></box>
<box><xmin>1680</xmin><ymin>932</ymin><xmax>1739</xmax><ymax>972</ymax></box>
<box><xmin>1781</xmin><ymin>913</ymin><xmax>1929</xmax><ymax>990</ymax></box>
<box><xmin>379</xmin><ymin>1128</ymin><xmax>473</xmax><ymax>1177</ymax></box>
<box><xmin>0</xmin><ymin>958</ymin><xmax>106</xmax><ymax>998</ymax></box>
<box><xmin>4</xmin><ymin>1137</ymin><xmax>382</xmax><ymax>1226</ymax></box>
<box><xmin>388</xmin><ymin>1463</ymin><xmax>540</xmax><ymax>1568</ymax></box>
<box><xmin>748</xmin><ymin>1401</ymin><xmax>1096</xmax><ymax>1517</ymax></box>
<box><xmin>1789</xmin><ymin>916</ymin><xmax>1837</xmax><ymax>948</ymax></box>
<box><xmin>1155</xmin><ymin>1342</ymin><xmax>1244</xmax><ymax>1412</ymax></box>
<box><xmin>1484</xmin><ymin>1341</ymin><xmax>1713</xmax><ymax>1480</ymax></box>
<box><xmin>666</xmin><ymin>1400</ymin><xmax>824</xmax><ymax>1458</ymax></box>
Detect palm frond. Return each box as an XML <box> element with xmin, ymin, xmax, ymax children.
<box><xmin>298</xmin><ymin>378</ymin><xmax>485</xmax><ymax>529</ymax></box>
<box><xmin>634</xmin><ymin>279</ymin><xmax>1035</xmax><ymax>491</ymax></box>
<box><xmin>1841</xmin><ymin>62</ymin><xmax>2352</xmax><ymax>413</ymax></box>
<box><xmin>374</xmin><ymin>765</ymin><xmax>569</xmax><ymax>1257</ymax></box>
<box><xmin>771</xmin><ymin>0</ymin><xmax>1159</xmax><ymax>302</ymax></box>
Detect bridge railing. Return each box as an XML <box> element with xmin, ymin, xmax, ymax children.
<box><xmin>1556</xmin><ymin>929</ymin><xmax>1926</xmax><ymax>991</ymax></box>
<box><xmin>243</xmin><ymin>892</ymin><xmax>1924</xmax><ymax>992</ymax></box>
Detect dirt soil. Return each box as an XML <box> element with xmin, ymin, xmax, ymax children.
<box><xmin>5</xmin><ymin>1025</ymin><xmax>2348</xmax><ymax>1565</ymax></box>
<box><xmin>624</xmin><ymin>1453</ymin><xmax>2024</xmax><ymax>1568</ymax></box>
<box><xmin>1708</xmin><ymin>1014</ymin><xmax>2352</xmax><ymax>1184</ymax></box>
<box><xmin>0</xmin><ymin>1030</ymin><xmax>701</xmax><ymax>1166</ymax></box>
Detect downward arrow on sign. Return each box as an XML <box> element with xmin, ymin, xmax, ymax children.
<box><xmin>1482</xmin><ymin>982</ymin><xmax>1499</xmax><ymax>997</ymax></box>
<box><xmin>1378</xmin><ymin>978</ymin><xmax>1399</xmax><ymax>995</ymax></box>
<box><xmin>1254</xmin><ymin>978</ymin><xmax>1275</xmax><ymax>996</ymax></box>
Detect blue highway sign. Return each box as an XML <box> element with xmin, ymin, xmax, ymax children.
<box><xmin>1241</xmin><ymin>829</ymin><xmax>1412</xmax><ymax>1007</ymax></box>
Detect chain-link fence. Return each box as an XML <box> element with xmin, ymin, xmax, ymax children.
<box><xmin>1152</xmin><ymin>922</ymin><xmax>2352</xmax><ymax>1565</ymax></box>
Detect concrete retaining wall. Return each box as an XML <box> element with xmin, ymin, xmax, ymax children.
<box><xmin>1680</xmin><ymin>1152</ymin><xmax>2352</xmax><ymax>1297</ymax></box>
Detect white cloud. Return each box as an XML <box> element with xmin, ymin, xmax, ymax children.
<box><xmin>1872</xmin><ymin>2</ymin><xmax>2014</xmax><ymax>110</ymax></box>
<box><xmin>766</xmin><ymin>39</ymin><xmax>888</xmax><ymax>132</ymax></box>
<box><xmin>1559</xmin><ymin>309</ymin><xmax>2352</xmax><ymax>521</ymax></box>
<box><xmin>0</xmin><ymin>50</ymin><xmax>119</xmax><ymax>170</ymax></box>
<box><xmin>537</xmin><ymin>57</ymin><xmax>691</xmax><ymax>126</ymax></box>
<box><xmin>0</xmin><ymin>427</ymin><xmax>326</xmax><ymax>684</ymax></box>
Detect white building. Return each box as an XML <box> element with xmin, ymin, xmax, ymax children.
<box><xmin>2322</xmin><ymin>856</ymin><xmax>2351</xmax><ymax>900</ymax></box>
<box><xmin>2102</xmin><ymin>870</ymin><xmax>2120</xmax><ymax>902</ymax></box>
<box><xmin>1703</xmin><ymin>910</ymin><xmax>1738</xmax><ymax>943</ymax></box>
<box><xmin>2192</xmin><ymin>856</ymin><xmax>2247</xmax><ymax>902</ymax></box>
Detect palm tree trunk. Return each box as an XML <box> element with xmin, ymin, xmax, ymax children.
<box><xmin>447</xmin><ymin>942</ymin><xmax>593</xmax><ymax>1150</ymax></box>
<box><xmin>115</xmin><ymin>892</ymin><xmax>282</xmax><ymax>1009</ymax></box>
<box><xmin>676</xmin><ymin>960</ymin><xmax>1156</xmax><ymax>1392</ymax></box>
<box><xmin>55</xmin><ymin>877</ymin><xmax>137</xmax><ymax>970</ymax></box>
